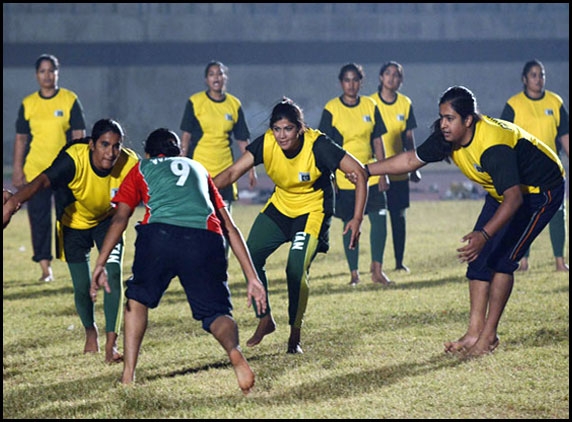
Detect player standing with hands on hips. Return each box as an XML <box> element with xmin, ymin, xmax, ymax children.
<box><xmin>348</xmin><ymin>86</ymin><xmax>565</xmax><ymax>358</ymax></box>
<box><xmin>90</xmin><ymin>128</ymin><xmax>266</xmax><ymax>394</ymax></box>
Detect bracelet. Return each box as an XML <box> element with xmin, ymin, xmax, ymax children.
<box><xmin>480</xmin><ymin>228</ymin><xmax>491</xmax><ymax>241</ymax></box>
<box><xmin>364</xmin><ymin>164</ymin><xmax>371</xmax><ymax>178</ymax></box>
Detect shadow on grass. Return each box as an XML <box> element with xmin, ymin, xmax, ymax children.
<box><xmin>144</xmin><ymin>352</ymin><xmax>277</xmax><ymax>382</ymax></box>
<box><xmin>3</xmin><ymin>284</ymin><xmax>74</xmax><ymax>300</ymax></box>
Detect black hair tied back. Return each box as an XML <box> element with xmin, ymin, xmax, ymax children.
<box><xmin>144</xmin><ymin>128</ymin><xmax>181</xmax><ymax>158</ymax></box>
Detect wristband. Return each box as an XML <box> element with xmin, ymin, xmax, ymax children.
<box><xmin>480</xmin><ymin>228</ymin><xmax>491</xmax><ymax>241</ymax></box>
<box><xmin>364</xmin><ymin>164</ymin><xmax>371</xmax><ymax>178</ymax></box>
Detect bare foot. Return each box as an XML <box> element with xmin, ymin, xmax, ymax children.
<box><xmin>106</xmin><ymin>351</ymin><xmax>124</xmax><ymax>364</ymax></box>
<box><xmin>120</xmin><ymin>369</ymin><xmax>135</xmax><ymax>385</ymax></box>
<box><xmin>372</xmin><ymin>272</ymin><xmax>393</xmax><ymax>286</ymax></box>
<box><xmin>461</xmin><ymin>336</ymin><xmax>500</xmax><ymax>359</ymax></box>
<box><xmin>371</xmin><ymin>262</ymin><xmax>393</xmax><ymax>286</ymax></box>
<box><xmin>350</xmin><ymin>270</ymin><xmax>360</xmax><ymax>286</ymax></box>
<box><xmin>84</xmin><ymin>326</ymin><xmax>100</xmax><ymax>354</ymax></box>
<box><xmin>444</xmin><ymin>334</ymin><xmax>478</xmax><ymax>354</ymax></box>
<box><xmin>105</xmin><ymin>332</ymin><xmax>122</xmax><ymax>363</ymax></box>
<box><xmin>246</xmin><ymin>315</ymin><xmax>276</xmax><ymax>347</ymax></box>
<box><xmin>229</xmin><ymin>347</ymin><xmax>255</xmax><ymax>395</ymax></box>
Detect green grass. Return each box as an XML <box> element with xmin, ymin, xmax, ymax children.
<box><xmin>3</xmin><ymin>200</ymin><xmax>569</xmax><ymax>419</ymax></box>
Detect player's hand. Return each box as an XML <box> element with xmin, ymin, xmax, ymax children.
<box><xmin>90</xmin><ymin>265</ymin><xmax>111</xmax><ymax>302</ymax></box>
<box><xmin>345</xmin><ymin>171</ymin><xmax>359</xmax><ymax>185</ymax></box>
<box><xmin>378</xmin><ymin>175</ymin><xmax>390</xmax><ymax>192</ymax></box>
<box><xmin>246</xmin><ymin>277</ymin><xmax>267</xmax><ymax>314</ymax></box>
<box><xmin>343</xmin><ymin>218</ymin><xmax>363</xmax><ymax>250</ymax></box>
<box><xmin>457</xmin><ymin>231</ymin><xmax>487</xmax><ymax>263</ymax></box>
<box><xmin>3</xmin><ymin>193</ymin><xmax>21</xmax><ymax>230</ymax></box>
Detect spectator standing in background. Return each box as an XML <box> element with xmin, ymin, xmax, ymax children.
<box><xmin>179</xmin><ymin>61</ymin><xmax>257</xmax><ymax>255</ymax></box>
<box><xmin>500</xmin><ymin>59</ymin><xmax>569</xmax><ymax>272</ymax></box>
<box><xmin>319</xmin><ymin>62</ymin><xmax>392</xmax><ymax>286</ymax></box>
<box><xmin>370</xmin><ymin>61</ymin><xmax>421</xmax><ymax>273</ymax></box>
<box><xmin>12</xmin><ymin>53</ymin><xmax>87</xmax><ymax>282</ymax></box>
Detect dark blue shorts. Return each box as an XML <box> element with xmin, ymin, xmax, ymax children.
<box><xmin>126</xmin><ymin>223</ymin><xmax>232</xmax><ymax>332</ymax></box>
<box><xmin>467</xmin><ymin>182</ymin><xmax>565</xmax><ymax>281</ymax></box>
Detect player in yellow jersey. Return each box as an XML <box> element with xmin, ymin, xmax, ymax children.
<box><xmin>501</xmin><ymin>59</ymin><xmax>569</xmax><ymax>272</ymax></box>
<box><xmin>370</xmin><ymin>61</ymin><xmax>421</xmax><ymax>273</ymax></box>
<box><xmin>214</xmin><ymin>98</ymin><xmax>369</xmax><ymax>354</ymax></box>
<box><xmin>12</xmin><ymin>54</ymin><xmax>87</xmax><ymax>282</ymax></box>
<box><xmin>4</xmin><ymin>119</ymin><xmax>139</xmax><ymax>363</ymax></box>
<box><xmin>319</xmin><ymin>63</ymin><xmax>392</xmax><ymax>286</ymax></box>
<box><xmin>179</xmin><ymin>61</ymin><xmax>257</xmax><ymax>256</ymax></box>
<box><xmin>351</xmin><ymin>86</ymin><xmax>565</xmax><ymax>359</ymax></box>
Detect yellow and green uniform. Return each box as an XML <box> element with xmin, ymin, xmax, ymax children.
<box><xmin>17</xmin><ymin>87</ymin><xmax>86</xmax><ymax>180</ymax></box>
<box><xmin>15</xmin><ymin>87</ymin><xmax>86</xmax><ymax>263</ymax></box>
<box><xmin>370</xmin><ymin>91</ymin><xmax>417</xmax><ymax>182</ymax></box>
<box><xmin>180</xmin><ymin>91</ymin><xmax>250</xmax><ymax>202</ymax></box>
<box><xmin>371</xmin><ymin>90</ymin><xmax>418</xmax><ymax>269</ymax></box>
<box><xmin>245</xmin><ymin>128</ymin><xmax>346</xmax><ymax>328</ymax></box>
<box><xmin>501</xmin><ymin>90</ymin><xmax>569</xmax><ymax>155</ymax></box>
<box><xmin>43</xmin><ymin>139</ymin><xmax>139</xmax><ymax>333</ymax></box>
<box><xmin>501</xmin><ymin>90</ymin><xmax>570</xmax><ymax>259</ymax></box>
<box><xmin>318</xmin><ymin>96</ymin><xmax>388</xmax><ymax>271</ymax></box>
<box><xmin>318</xmin><ymin>96</ymin><xmax>386</xmax><ymax>190</ymax></box>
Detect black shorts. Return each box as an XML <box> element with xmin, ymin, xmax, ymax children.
<box><xmin>334</xmin><ymin>185</ymin><xmax>387</xmax><ymax>221</ymax></box>
<box><xmin>126</xmin><ymin>223</ymin><xmax>232</xmax><ymax>332</ymax></box>
<box><xmin>61</xmin><ymin>217</ymin><xmax>121</xmax><ymax>263</ymax></box>
<box><xmin>386</xmin><ymin>180</ymin><xmax>410</xmax><ymax>211</ymax></box>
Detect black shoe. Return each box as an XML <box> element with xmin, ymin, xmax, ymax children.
<box><xmin>395</xmin><ymin>265</ymin><xmax>410</xmax><ymax>273</ymax></box>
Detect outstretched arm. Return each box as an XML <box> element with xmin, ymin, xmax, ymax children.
<box><xmin>403</xmin><ymin>129</ymin><xmax>422</xmax><ymax>183</ymax></box>
<box><xmin>368</xmin><ymin>150</ymin><xmax>424</xmax><ymax>176</ymax></box>
<box><xmin>3</xmin><ymin>173</ymin><xmax>51</xmax><ymax>229</ymax></box>
<box><xmin>213</xmin><ymin>151</ymin><xmax>255</xmax><ymax>190</ymax></box>
<box><xmin>90</xmin><ymin>202</ymin><xmax>133</xmax><ymax>299</ymax></box>
<box><xmin>216</xmin><ymin>205</ymin><xmax>267</xmax><ymax>314</ymax></box>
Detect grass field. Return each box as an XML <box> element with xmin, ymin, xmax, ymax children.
<box><xmin>3</xmin><ymin>200</ymin><xmax>569</xmax><ymax>419</ymax></box>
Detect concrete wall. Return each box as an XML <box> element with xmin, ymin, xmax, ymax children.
<box><xmin>3</xmin><ymin>3</ymin><xmax>569</xmax><ymax>168</ymax></box>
